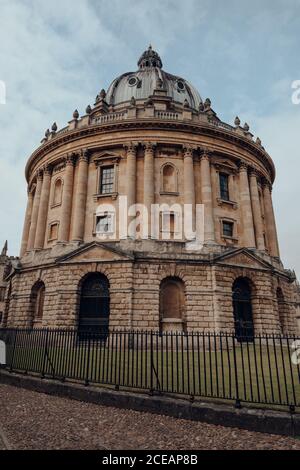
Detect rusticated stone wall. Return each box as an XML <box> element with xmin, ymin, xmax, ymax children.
<box><xmin>5</xmin><ymin>257</ymin><xmax>298</xmax><ymax>335</ymax></box>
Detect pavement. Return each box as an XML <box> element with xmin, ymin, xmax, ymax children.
<box><xmin>0</xmin><ymin>383</ymin><xmax>299</xmax><ymax>450</ymax></box>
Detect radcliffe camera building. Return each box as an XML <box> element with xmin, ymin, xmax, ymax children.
<box><xmin>1</xmin><ymin>46</ymin><xmax>300</xmax><ymax>337</ymax></box>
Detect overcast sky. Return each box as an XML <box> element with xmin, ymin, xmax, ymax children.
<box><xmin>0</xmin><ymin>0</ymin><xmax>299</xmax><ymax>277</ymax></box>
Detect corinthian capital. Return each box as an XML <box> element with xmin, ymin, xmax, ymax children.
<box><xmin>199</xmin><ymin>146</ymin><xmax>213</xmax><ymax>160</ymax></box>
<box><xmin>238</xmin><ymin>162</ymin><xmax>249</xmax><ymax>172</ymax></box>
<box><xmin>183</xmin><ymin>145</ymin><xmax>194</xmax><ymax>158</ymax></box>
<box><xmin>43</xmin><ymin>164</ymin><xmax>52</xmax><ymax>176</ymax></box>
<box><xmin>125</xmin><ymin>142</ymin><xmax>138</xmax><ymax>155</ymax></box>
<box><xmin>65</xmin><ymin>153</ymin><xmax>75</xmax><ymax>166</ymax></box>
<box><xmin>261</xmin><ymin>177</ymin><xmax>272</xmax><ymax>192</ymax></box>
<box><xmin>78</xmin><ymin>148</ymin><xmax>90</xmax><ymax>163</ymax></box>
<box><xmin>143</xmin><ymin>142</ymin><xmax>156</xmax><ymax>153</ymax></box>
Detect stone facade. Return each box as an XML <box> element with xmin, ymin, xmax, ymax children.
<box><xmin>3</xmin><ymin>47</ymin><xmax>299</xmax><ymax>335</ymax></box>
<box><xmin>0</xmin><ymin>242</ymin><xmax>19</xmax><ymax>326</ymax></box>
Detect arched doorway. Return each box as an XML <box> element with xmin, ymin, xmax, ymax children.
<box><xmin>159</xmin><ymin>277</ymin><xmax>185</xmax><ymax>332</ymax></box>
<box><xmin>232</xmin><ymin>278</ymin><xmax>254</xmax><ymax>342</ymax></box>
<box><xmin>78</xmin><ymin>273</ymin><xmax>110</xmax><ymax>338</ymax></box>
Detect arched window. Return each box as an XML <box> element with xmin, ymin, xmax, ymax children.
<box><xmin>232</xmin><ymin>278</ymin><xmax>254</xmax><ymax>342</ymax></box>
<box><xmin>78</xmin><ymin>273</ymin><xmax>110</xmax><ymax>339</ymax></box>
<box><xmin>53</xmin><ymin>178</ymin><xmax>63</xmax><ymax>206</ymax></box>
<box><xmin>159</xmin><ymin>277</ymin><xmax>185</xmax><ymax>332</ymax></box>
<box><xmin>161</xmin><ymin>164</ymin><xmax>178</xmax><ymax>193</ymax></box>
<box><xmin>276</xmin><ymin>287</ymin><xmax>286</xmax><ymax>334</ymax></box>
<box><xmin>30</xmin><ymin>281</ymin><xmax>45</xmax><ymax>326</ymax></box>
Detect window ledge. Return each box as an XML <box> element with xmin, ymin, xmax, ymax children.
<box><xmin>93</xmin><ymin>192</ymin><xmax>118</xmax><ymax>201</ymax></box>
<box><xmin>217</xmin><ymin>198</ymin><xmax>238</xmax><ymax>209</ymax></box>
<box><xmin>222</xmin><ymin>235</ymin><xmax>239</xmax><ymax>242</ymax></box>
<box><xmin>160</xmin><ymin>191</ymin><xmax>179</xmax><ymax>196</ymax></box>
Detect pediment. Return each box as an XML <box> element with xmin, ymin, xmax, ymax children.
<box><xmin>212</xmin><ymin>157</ymin><xmax>238</xmax><ymax>172</ymax></box>
<box><xmin>56</xmin><ymin>242</ymin><xmax>134</xmax><ymax>264</ymax></box>
<box><xmin>214</xmin><ymin>248</ymin><xmax>273</xmax><ymax>271</ymax></box>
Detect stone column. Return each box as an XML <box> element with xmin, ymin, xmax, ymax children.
<box><xmin>27</xmin><ymin>172</ymin><xmax>43</xmax><ymax>251</ymax></box>
<box><xmin>34</xmin><ymin>165</ymin><xmax>52</xmax><ymax>249</ymax></box>
<box><xmin>239</xmin><ymin>164</ymin><xmax>256</xmax><ymax>248</ymax></box>
<box><xmin>125</xmin><ymin>143</ymin><xmax>137</xmax><ymax>237</ymax></box>
<box><xmin>200</xmin><ymin>151</ymin><xmax>215</xmax><ymax>243</ymax></box>
<box><xmin>183</xmin><ymin>146</ymin><xmax>196</xmax><ymax>234</ymax></box>
<box><xmin>126</xmin><ymin>143</ymin><xmax>137</xmax><ymax>210</ymax></box>
<box><xmin>143</xmin><ymin>142</ymin><xmax>155</xmax><ymax>237</ymax></box>
<box><xmin>20</xmin><ymin>188</ymin><xmax>34</xmax><ymax>256</ymax></box>
<box><xmin>249</xmin><ymin>170</ymin><xmax>265</xmax><ymax>251</ymax></box>
<box><xmin>71</xmin><ymin>150</ymin><xmax>89</xmax><ymax>242</ymax></box>
<box><xmin>262</xmin><ymin>182</ymin><xmax>280</xmax><ymax>257</ymax></box>
<box><xmin>59</xmin><ymin>155</ymin><xmax>75</xmax><ymax>243</ymax></box>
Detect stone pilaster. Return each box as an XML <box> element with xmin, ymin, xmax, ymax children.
<box><xmin>71</xmin><ymin>150</ymin><xmax>89</xmax><ymax>242</ymax></box>
<box><xmin>143</xmin><ymin>142</ymin><xmax>155</xmax><ymax>236</ymax></box>
<box><xmin>27</xmin><ymin>171</ymin><xmax>43</xmax><ymax>251</ymax></box>
<box><xmin>239</xmin><ymin>163</ymin><xmax>256</xmax><ymax>248</ymax></box>
<box><xmin>249</xmin><ymin>170</ymin><xmax>265</xmax><ymax>251</ymax></box>
<box><xmin>20</xmin><ymin>188</ymin><xmax>34</xmax><ymax>257</ymax></box>
<box><xmin>262</xmin><ymin>181</ymin><xmax>280</xmax><ymax>257</ymax></box>
<box><xmin>200</xmin><ymin>150</ymin><xmax>215</xmax><ymax>243</ymax></box>
<box><xmin>34</xmin><ymin>165</ymin><xmax>52</xmax><ymax>249</ymax></box>
<box><xmin>183</xmin><ymin>146</ymin><xmax>196</xmax><ymax>234</ymax></box>
<box><xmin>59</xmin><ymin>155</ymin><xmax>75</xmax><ymax>243</ymax></box>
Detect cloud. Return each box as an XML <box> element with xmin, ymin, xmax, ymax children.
<box><xmin>0</xmin><ymin>0</ymin><xmax>299</xmax><ymax>279</ymax></box>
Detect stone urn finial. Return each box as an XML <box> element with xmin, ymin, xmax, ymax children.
<box><xmin>130</xmin><ymin>96</ymin><xmax>136</xmax><ymax>106</ymax></box>
<box><xmin>45</xmin><ymin>129</ymin><xmax>50</xmax><ymax>138</ymax></box>
<box><xmin>100</xmin><ymin>89</ymin><xmax>106</xmax><ymax>99</ymax></box>
<box><xmin>73</xmin><ymin>109</ymin><xmax>79</xmax><ymax>120</ymax></box>
<box><xmin>256</xmin><ymin>137</ymin><xmax>262</xmax><ymax>146</ymax></box>
<box><xmin>234</xmin><ymin>116</ymin><xmax>241</xmax><ymax>127</ymax></box>
<box><xmin>244</xmin><ymin>122</ymin><xmax>250</xmax><ymax>132</ymax></box>
<box><xmin>204</xmin><ymin>98</ymin><xmax>211</xmax><ymax>110</ymax></box>
<box><xmin>198</xmin><ymin>102</ymin><xmax>204</xmax><ymax>112</ymax></box>
<box><xmin>52</xmin><ymin>122</ymin><xmax>57</xmax><ymax>132</ymax></box>
<box><xmin>86</xmin><ymin>105</ymin><xmax>92</xmax><ymax>115</ymax></box>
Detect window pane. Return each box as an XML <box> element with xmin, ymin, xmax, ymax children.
<box><xmin>96</xmin><ymin>214</ymin><xmax>113</xmax><ymax>233</ymax></box>
<box><xmin>223</xmin><ymin>221</ymin><xmax>233</xmax><ymax>237</ymax></box>
<box><xmin>219</xmin><ymin>173</ymin><xmax>229</xmax><ymax>200</ymax></box>
<box><xmin>100</xmin><ymin>166</ymin><xmax>114</xmax><ymax>194</ymax></box>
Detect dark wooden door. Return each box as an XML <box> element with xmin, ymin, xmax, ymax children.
<box><xmin>233</xmin><ymin>279</ymin><xmax>254</xmax><ymax>342</ymax></box>
<box><xmin>78</xmin><ymin>274</ymin><xmax>110</xmax><ymax>339</ymax></box>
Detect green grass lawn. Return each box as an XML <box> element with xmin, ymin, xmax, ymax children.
<box><xmin>4</xmin><ymin>333</ymin><xmax>300</xmax><ymax>411</ymax></box>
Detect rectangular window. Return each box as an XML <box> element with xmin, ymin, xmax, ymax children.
<box><xmin>96</xmin><ymin>213</ymin><xmax>114</xmax><ymax>234</ymax></box>
<box><xmin>222</xmin><ymin>221</ymin><xmax>234</xmax><ymax>238</ymax></box>
<box><xmin>219</xmin><ymin>173</ymin><xmax>230</xmax><ymax>201</ymax></box>
<box><xmin>100</xmin><ymin>166</ymin><xmax>115</xmax><ymax>194</ymax></box>
<box><xmin>49</xmin><ymin>223</ymin><xmax>59</xmax><ymax>241</ymax></box>
<box><xmin>161</xmin><ymin>212</ymin><xmax>180</xmax><ymax>239</ymax></box>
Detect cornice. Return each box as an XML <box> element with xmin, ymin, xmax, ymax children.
<box><xmin>25</xmin><ymin>119</ymin><xmax>276</xmax><ymax>183</ymax></box>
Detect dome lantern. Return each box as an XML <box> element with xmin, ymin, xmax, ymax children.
<box><xmin>137</xmin><ymin>45</ymin><xmax>163</xmax><ymax>69</ymax></box>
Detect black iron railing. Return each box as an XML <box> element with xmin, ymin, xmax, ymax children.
<box><xmin>0</xmin><ymin>328</ymin><xmax>299</xmax><ymax>411</ymax></box>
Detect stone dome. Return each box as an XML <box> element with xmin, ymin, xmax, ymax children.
<box><xmin>105</xmin><ymin>46</ymin><xmax>202</xmax><ymax>110</ymax></box>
